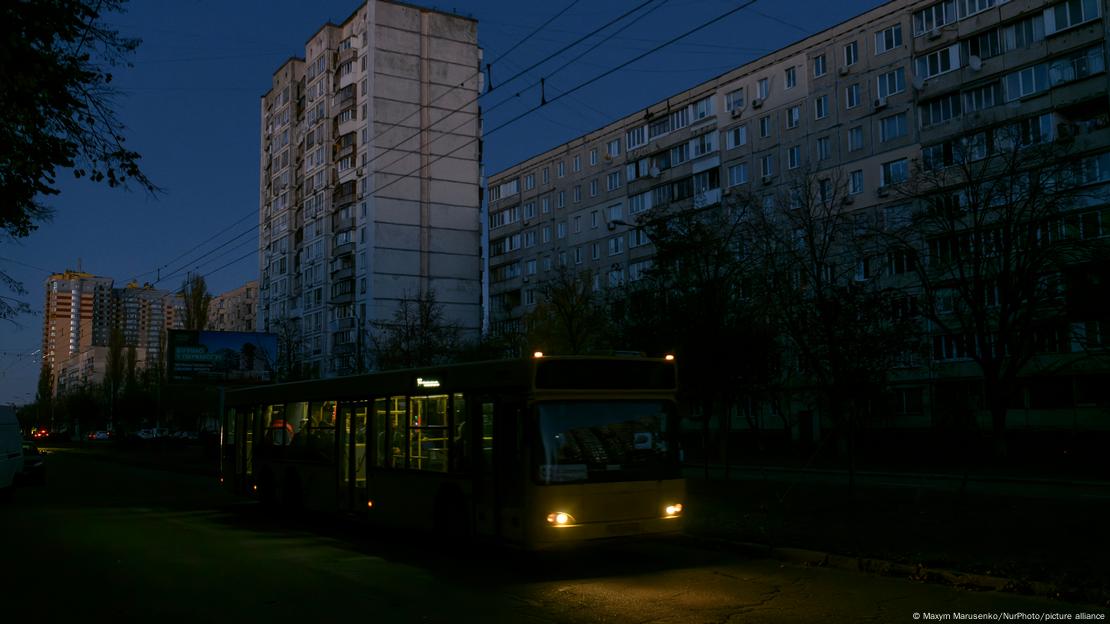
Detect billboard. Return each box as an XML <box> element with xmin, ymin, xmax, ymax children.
<box><xmin>167</xmin><ymin>330</ymin><xmax>278</xmax><ymax>384</ymax></box>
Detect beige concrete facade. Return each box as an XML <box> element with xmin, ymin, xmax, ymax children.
<box><xmin>208</xmin><ymin>280</ymin><xmax>258</xmax><ymax>332</ymax></box>
<box><xmin>487</xmin><ymin>0</ymin><xmax>1110</xmax><ymax>431</ymax></box>
<box><xmin>258</xmin><ymin>0</ymin><xmax>482</xmax><ymax>377</ymax></box>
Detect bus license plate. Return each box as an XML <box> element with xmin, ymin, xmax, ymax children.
<box><xmin>606</xmin><ymin>522</ymin><xmax>642</xmax><ymax>535</ymax></box>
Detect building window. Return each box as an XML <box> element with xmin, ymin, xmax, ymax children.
<box><xmin>726</xmin><ymin>88</ymin><xmax>745</xmax><ymax>111</ymax></box>
<box><xmin>844</xmin><ymin>41</ymin><xmax>859</xmax><ymax>66</ymax></box>
<box><xmin>726</xmin><ymin>125</ymin><xmax>748</xmax><ymax>149</ymax></box>
<box><xmin>757</xmin><ymin>77</ymin><xmax>769</xmax><ymax>99</ymax></box>
<box><xmin>607</xmin><ymin>171</ymin><xmax>621</xmax><ymax>191</ymax></box>
<box><xmin>816</xmin><ymin>136</ymin><xmax>830</xmax><ymax>161</ymax></box>
<box><xmin>573</xmin><ymin>186</ymin><xmax>581</xmax><ymax>203</ymax></box>
<box><xmin>524</xmin><ymin>174</ymin><xmax>535</xmax><ymax>190</ymax></box>
<box><xmin>557</xmin><ymin>222</ymin><xmax>567</xmax><ymax>239</ymax></box>
<box><xmin>786</xmin><ymin>105</ymin><xmax>801</xmax><ymax>128</ymax></box>
<box><xmin>589</xmin><ymin>149</ymin><xmax>598</xmax><ymax>166</ymax></box>
<box><xmin>881</xmin><ymin>158</ymin><xmax>909</xmax><ymax>186</ymax></box>
<box><xmin>848</xmin><ymin>126</ymin><xmax>864</xmax><ymax>151</ymax></box>
<box><xmin>591</xmin><ymin>243</ymin><xmax>600</xmax><ymax>260</ymax></box>
<box><xmin>626</xmin><ymin>126</ymin><xmax>647</xmax><ymax>149</ymax></box>
<box><xmin>557</xmin><ymin>161</ymin><xmax>565</xmax><ymax>177</ymax></box>
<box><xmin>608</xmin><ymin>236</ymin><xmax>624</xmax><ymax>256</ymax></box>
<box><xmin>692</xmin><ymin>132</ymin><xmax>716</xmax><ymax>157</ymax></box>
<box><xmin>727</xmin><ymin>162</ymin><xmax>749</xmax><ymax>186</ymax></box>
<box><xmin>920</xmin><ymin>92</ymin><xmax>962</xmax><ymax>126</ymax></box>
<box><xmin>845</xmin><ymin>84</ymin><xmax>860</xmax><ymax>109</ymax></box>
<box><xmin>875</xmin><ymin>23</ymin><xmax>903</xmax><ymax>54</ymax></box>
<box><xmin>850</xmin><ymin>169</ymin><xmax>864</xmax><ymax>195</ymax></box>
<box><xmin>813</xmin><ymin>54</ymin><xmax>827</xmax><ymax>77</ymax></box>
<box><xmin>542</xmin><ymin>197</ymin><xmax>551</xmax><ymax>213</ymax></box>
<box><xmin>785</xmin><ymin>66</ymin><xmax>797</xmax><ymax>89</ymax></box>
<box><xmin>787</xmin><ymin>146</ymin><xmax>800</xmax><ymax>169</ymax></box>
<box><xmin>915</xmin><ymin>44</ymin><xmax>961</xmax><ymax>80</ymax></box>
<box><xmin>524</xmin><ymin>202</ymin><xmax>536</xmax><ymax>219</ymax></box>
<box><xmin>876</xmin><ymin>68</ymin><xmax>906</xmax><ymax>99</ymax></box>
<box><xmin>589</xmin><ymin>179</ymin><xmax>598</xmax><ymax>197</ymax></box>
<box><xmin>542</xmin><ymin>225</ymin><xmax>551</xmax><ymax>243</ymax></box>
<box><xmin>693</xmin><ymin>96</ymin><xmax>714</xmax><ymax>120</ymax></box>
<box><xmin>573</xmin><ymin>215</ymin><xmax>581</xmax><ymax>233</ymax></box>
<box><xmin>558</xmin><ymin>191</ymin><xmax>566</xmax><ymax>208</ymax></box>
<box><xmin>814</xmin><ymin>95</ymin><xmax>828</xmax><ymax>119</ymax></box>
<box><xmin>880</xmin><ymin>113</ymin><xmax>908</xmax><ymax>142</ymax></box>
<box><xmin>607</xmin><ymin>139</ymin><xmax>621</xmax><ymax>157</ymax></box>
<box><xmin>573</xmin><ymin>155</ymin><xmax>581</xmax><ymax>172</ymax></box>
<box><xmin>759</xmin><ymin>115</ymin><xmax>772</xmax><ymax>138</ymax></box>
<box><xmin>542</xmin><ymin>167</ymin><xmax>550</xmax><ymax>184</ymax></box>
<box><xmin>760</xmin><ymin>154</ymin><xmax>774</xmax><ymax>178</ymax></box>
<box><xmin>913</xmin><ymin>0</ymin><xmax>956</xmax><ymax>36</ymax></box>
<box><xmin>1047</xmin><ymin>0</ymin><xmax>1101</xmax><ymax>34</ymax></box>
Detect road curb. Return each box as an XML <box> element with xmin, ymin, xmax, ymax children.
<box><xmin>686</xmin><ymin>534</ymin><xmax>1107</xmax><ymax>607</ymax></box>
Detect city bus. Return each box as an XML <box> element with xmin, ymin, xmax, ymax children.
<box><xmin>219</xmin><ymin>355</ymin><xmax>684</xmax><ymax>548</ymax></box>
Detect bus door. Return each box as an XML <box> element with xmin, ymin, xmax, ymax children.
<box><xmin>474</xmin><ymin>396</ymin><xmax>525</xmax><ymax>543</ymax></box>
<box><xmin>241</xmin><ymin>406</ymin><xmax>255</xmax><ymax>495</ymax></box>
<box><xmin>336</xmin><ymin>401</ymin><xmax>368</xmax><ymax>512</ymax></box>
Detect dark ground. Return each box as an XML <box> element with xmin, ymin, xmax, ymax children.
<box><xmin>44</xmin><ymin>437</ymin><xmax>1110</xmax><ymax>607</ymax></box>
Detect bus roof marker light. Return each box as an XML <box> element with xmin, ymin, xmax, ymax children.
<box><xmin>367</xmin><ymin>500</ymin><xmax>374</xmax><ymax>509</ymax></box>
<box><xmin>533</xmin><ymin>351</ymin><xmax>544</xmax><ymax>358</ymax></box>
<box><xmin>664</xmin><ymin>354</ymin><xmax>675</xmax><ymax>362</ymax></box>
<box><xmin>416</xmin><ymin>377</ymin><xmax>440</xmax><ymax>388</ymax></box>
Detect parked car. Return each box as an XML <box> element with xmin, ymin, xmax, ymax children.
<box><xmin>16</xmin><ymin>442</ymin><xmax>45</xmax><ymax>485</ymax></box>
<box><xmin>87</xmin><ymin>431</ymin><xmax>111</xmax><ymax>441</ymax></box>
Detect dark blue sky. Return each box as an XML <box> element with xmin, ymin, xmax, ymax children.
<box><xmin>0</xmin><ymin>0</ymin><xmax>882</xmax><ymax>403</ymax></box>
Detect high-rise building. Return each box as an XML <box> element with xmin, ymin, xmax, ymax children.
<box><xmin>487</xmin><ymin>0</ymin><xmax>1110</xmax><ymax>430</ymax></box>
<box><xmin>208</xmin><ymin>280</ymin><xmax>258</xmax><ymax>332</ymax></box>
<box><xmin>258</xmin><ymin>1</ymin><xmax>483</xmax><ymax>377</ymax></box>
<box><xmin>42</xmin><ymin>272</ymin><xmax>184</xmax><ymax>395</ymax></box>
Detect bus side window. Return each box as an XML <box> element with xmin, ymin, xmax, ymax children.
<box><xmin>452</xmin><ymin>393</ymin><xmax>468</xmax><ymax>473</ymax></box>
<box><xmin>372</xmin><ymin>398</ymin><xmax>388</xmax><ymax>468</ymax></box>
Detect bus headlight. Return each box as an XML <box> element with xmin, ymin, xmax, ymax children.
<box><xmin>664</xmin><ymin>503</ymin><xmax>683</xmax><ymax>517</ymax></box>
<box><xmin>546</xmin><ymin>512</ymin><xmax>575</xmax><ymax>526</ymax></box>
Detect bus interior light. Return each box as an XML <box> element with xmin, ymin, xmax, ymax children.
<box><xmin>665</xmin><ymin>503</ymin><xmax>683</xmax><ymax>517</ymax></box>
<box><xmin>533</xmin><ymin>351</ymin><xmax>544</xmax><ymax>358</ymax></box>
<box><xmin>664</xmin><ymin>354</ymin><xmax>675</xmax><ymax>362</ymax></box>
<box><xmin>546</xmin><ymin>512</ymin><xmax>575</xmax><ymax>526</ymax></box>
<box><xmin>367</xmin><ymin>500</ymin><xmax>374</xmax><ymax>509</ymax></box>
<box><xmin>252</xmin><ymin>484</ymin><xmax>258</xmax><ymax>492</ymax></box>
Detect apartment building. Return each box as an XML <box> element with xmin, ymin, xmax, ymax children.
<box><xmin>487</xmin><ymin>0</ymin><xmax>1110</xmax><ymax>430</ymax></box>
<box><xmin>208</xmin><ymin>280</ymin><xmax>258</xmax><ymax>332</ymax></box>
<box><xmin>42</xmin><ymin>272</ymin><xmax>184</xmax><ymax>395</ymax></box>
<box><xmin>258</xmin><ymin>1</ymin><xmax>483</xmax><ymax>378</ymax></box>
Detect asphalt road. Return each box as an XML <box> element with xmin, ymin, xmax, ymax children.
<box><xmin>2</xmin><ymin>448</ymin><xmax>1106</xmax><ymax>623</ymax></box>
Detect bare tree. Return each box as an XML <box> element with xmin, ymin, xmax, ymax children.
<box><xmin>890</xmin><ymin>122</ymin><xmax>1110</xmax><ymax>455</ymax></box>
<box><xmin>268</xmin><ymin>315</ymin><xmax>305</xmax><ymax>382</ymax></box>
<box><xmin>524</xmin><ymin>267</ymin><xmax>612</xmax><ymax>355</ymax></box>
<box><xmin>180</xmin><ymin>274</ymin><xmax>212</xmax><ymax>331</ymax></box>
<box><xmin>371</xmin><ymin>290</ymin><xmax>460</xmax><ymax>370</ymax></box>
<box><xmin>742</xmin><ymin>168</ymin><xmax>919</xmax><ymax>483</ymax></box>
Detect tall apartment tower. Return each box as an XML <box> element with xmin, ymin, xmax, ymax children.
<box><xmin>42</xmin><ymin>271</ymin><xmax>114</xmax><ymax>394</ymax></box>
<box><xmin>258</xmin><ymin>1</ymin><xmax>483</xmax><ymax>377</ymax></box>
<box><xmin>487</xmin><ymin>0</ymin><xmax>1109</xmax><ymax>427</ymax></box>
<box><xmin>42</xmin><ymin>273</ymin><xmax>184</xmax><ymax>395</ymax></box>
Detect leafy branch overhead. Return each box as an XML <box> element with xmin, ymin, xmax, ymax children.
<box><xmin>0</xmin><ymin>0</ymin><xmax>157</xmax><ymax>239</ymax></box>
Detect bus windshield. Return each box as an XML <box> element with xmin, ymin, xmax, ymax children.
<box><xmin>534</xmin><ymin>400</ymin><xmax>678</xmax><ymax>484</ymax></box>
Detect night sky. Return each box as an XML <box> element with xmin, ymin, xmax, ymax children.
<box><xmin>0</xmin><ymin>0</ymin><xmax>883</xmax><ymax>403</ymax></box>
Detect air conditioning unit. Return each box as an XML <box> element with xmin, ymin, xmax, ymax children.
<box><xmin>356</xmin><ymin>167</ymin><xmax>364</xmax><ymax>176</ymax></box>
<box><xmin>839</xmin><ymin>66</ymin><xmax>850</xmax><ymax>76</ymax></box>
<box><xmin>927</xmin><ymin>28</ymin><xmax>942</xmax><ymax>40</ymax></box>
<box><xmin>873</xmin><ymin>98</ymin><xmax>888</xmax><ymax>110</ymax></box>
<box><xmin>730</xmin><ymin>108</ymin><xmax>743</xmax><ymax>118</ymax></box>
<box><xmin>877</xmin><ymin>186</ymin><xmax>890</xmax><ymax>197</ymax></box>
<box><xmin>751</xmin><ymin>98</ymin><xmax>763</xmax><ymax>109</ymax></box>
<box><xmin>761</xmin><ymin>175</ymin><xmax>773</xmax><ymax>185</ymax></box>
<box><xmin>648</xmin><ymin>166</ymin><xmax>661</xmax><ymax>178</ymax></box>
<box><xmin>968</xmin><ymin>55</ymin><xmax>983</xmax><ymax>72</ymax></box>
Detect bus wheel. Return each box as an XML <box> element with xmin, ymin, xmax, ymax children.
<box><xmin>434</xmin><ymin>488</ymin><xmax>470</xmax><ymax>544</ymax></box>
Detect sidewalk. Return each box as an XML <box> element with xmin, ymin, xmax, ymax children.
<box><xmin>682</xmin><ymin>463</ymin><xmax>1110</xmax><ymax>607</ymax></box>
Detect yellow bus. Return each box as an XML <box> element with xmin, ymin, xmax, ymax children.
<box><xmin>220</xmin><ymin>355</ymin><xmax>684</xmax><ymax>548</ymax></box>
